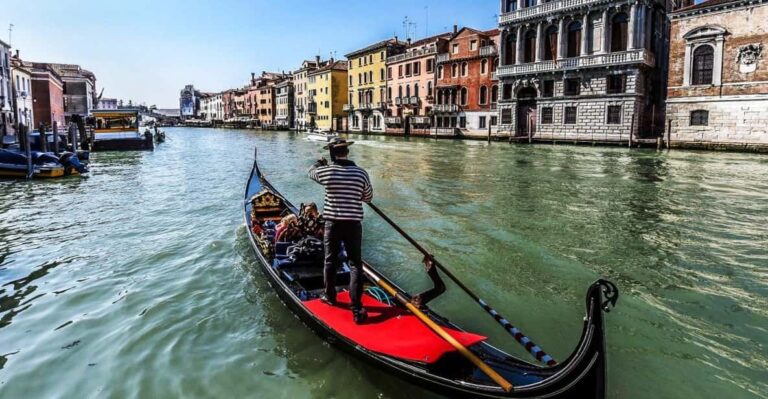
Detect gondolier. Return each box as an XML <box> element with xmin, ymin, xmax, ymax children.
<box><xmin>309</xmin><ymin>138</ymin><xmax>373</xmax><ymax>324</ymax></box>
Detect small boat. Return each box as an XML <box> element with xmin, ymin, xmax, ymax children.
<box><xmin>243</xmin><ymin>148</ymin><xmax>619</xmax><ymax>398</ymax></box>
<box><xmin>0</xmin><ymin>149</ymin><xmax>88</xmax><ymax>178</ymax></box>
<box><xmin>154</xmin><ymin>129</ymin><xmax>166</xmax><ymax>144</ymax></box>
<box><xmin>306</xmin><ymin>129</ymin><xmax>339</xmax><ymax>142</ymax></box>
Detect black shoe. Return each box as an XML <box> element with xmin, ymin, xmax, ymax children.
<box><xmin>320</xmin><ymin>293</ymin><xmax>336</xmax><ymax>306</ymax></box>
<box><xmin>353</xmin><ymin>309</ymin><xmax>368</xmax><ymax>325</ymax></box>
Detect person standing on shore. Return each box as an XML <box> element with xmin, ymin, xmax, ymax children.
<box><xmin>308</xmin><ymin>138</ymin><xmax>373</xmax><ymax>324</ymax></box>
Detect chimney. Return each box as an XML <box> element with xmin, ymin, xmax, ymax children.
<box><xmin>453</xmin><ymin>25</ymin><xmax>458</xmax><ymax>34</ymax></box>
<box><xmin>395</xmin><ymin>35</ymin><xmax>399</xmax><ymax>43</ymax></box>
<box><xmin>407</xmin><ymin>38</ymin><xmax>412</xmax><ymax>46</ymax></box>
<box><xmin>316</xmin><ymin>55</ymin><xmax>321</xmax><ymax>66</ymax></box>
<box><xmin>15</xmin><ymin>49</ymin><xmax>19</xmax><ymax>58</ymax></box>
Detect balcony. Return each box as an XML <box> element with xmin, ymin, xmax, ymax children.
<box><xmin>479</xmin><ymin>46</ymin><xmax>498</xmax><ymax>57</ymax></box>
<box><xmin>496</xmin><ymin>49</ymin><xmax>655</xmax><ymax>78</ymax></box>
<box><xmin>343</xmin><ymin>104</ymin><xmax>354</xmax><ymax>112</ymax></box>
<box><xmin>385</xmin><ymin>117</ymin><xmax>402</xmax><ymax>126</ymax></box>
<box><xmin>409</xmin><ymin>96</ymin><xmax>420</xmax><ymax>106</ymax></box>
<box><xmin>436</xmin><ymin>53</ymin><xmax>450</xmax><ymax>64</ymax></box>
<box><xmin>432</xmin><ymin>104</ymin><xmax>461</xmax><ymax>113</ymax></box>
<box><xmin>395</xmin><ymin>97</ymin><xmax>403</xmax><ymax>106</ymax></box>
<box><xmin>388</xmin><ymin>46</ymin><xmax>438</xmax><ymax>64</ymax></box>
<box><xmin>499</xmin><ymin>0</ymin><xmax>605</xmax><ymax>24</ymax></box>
<box><xmin>307</xmin><ymin>102</ymin><xmax>317</xmax><ymax>114</ymax></box>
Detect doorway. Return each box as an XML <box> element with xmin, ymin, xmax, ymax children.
<box><xmin>516</xmin><ymin>87</ymin><xmax>538</xmax><ymax>137</ymax></box>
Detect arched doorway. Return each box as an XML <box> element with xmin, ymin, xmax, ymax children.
<box><xmin>517</xmin><ymin>87</ymin><xmax>538</xmax><ymax>137</ymax></box>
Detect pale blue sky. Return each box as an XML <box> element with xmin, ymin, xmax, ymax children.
<box><xmin>2</xmin><ymin>0</ymin><xmax>498</xmax><ymax>108</ymax></box>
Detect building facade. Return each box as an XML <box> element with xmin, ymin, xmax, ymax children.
<box><xmin>346</xmin><ymin>39</ymin><xmax>406</xmax><ymax>133</ymax></box>
<box><xmin>435</xmin><ymin>27</ymin><xmax>500</xmax><ymax>136</ymax></box>
<box><xmin>386</xmin><ymin>34</ymin><xmax>451</xmax><ymax>135</ymax></box>
<box><xmin>0</xmin><ymin>40</ymin><xmax>12</xmax><ymax>134</ymax></box>
<box><xmin>11</xmin><ymin>55</ymin><xmax>34</xmax><ymax>129</ymax></box>
<box><xmin>180</xmin><ymin>85</ymin><xmax>201</xmax><ymax>120</ymax></box>
<box><xmin>496</xmin><ymin>0</ymin><xmax>670</xmax><ymax>142</ymax></box>
<box><xmin>275</xmin><ymin>79</ymin><xmax>294</xmax><ymax>129</ymax></box>
<box><xmin>307</xmin><ymin>60</ymin><xmax>349</xmax><ymax>131</ymax></box>
<box><xmin>30</xmin><ymin>63</ymin><xmax>65</xmax><ymax>128</ymax></box>
<box><xmin>293</xmin><ymin>59</ymin><xmax>323</xmax><ymax>130</ymax></box>
<box><xmin>47</xmin><ymin>63</ymin><xmax>96</xmax><ymax>122</ymax></box>
<box><xmin>666</xmin><ymin>0</ymin><xmax>768</xmax><ymax>150</ymax></box>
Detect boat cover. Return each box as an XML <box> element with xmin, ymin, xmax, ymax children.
<box><xmin>305</xmin><ymin>291</ymin><xmax>487</xmax><ymax>364</ymax></box>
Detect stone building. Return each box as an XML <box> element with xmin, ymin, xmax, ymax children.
<box><xmin>11</xmin><ymin>55</ymin><xmax>35</xmax><ymax>129</ymax></box>
<box><xmin>275</xmin><ymin>79</ymin><xmax>294</xmax><ymax>129</ymax></box>
<box><xmin>345</xmin><ymin>38</ymin><xmax>406</xmax><ymax>133</ymax></box>
<box><xmin>385</xmin><ymin>33</ymin><xmax>451</xmax><ymax>135</ymax></box>
<box><xmin>496</xmin><ymin>0</ymin><xmax>670</xmax><ymax>142</ymax></box>
<box><xmin>435</xmin><ymin>27</ymin><xmax>500</xmax><ymax>137</ymax></box>
<box><xmin>666</xmin><ymin>0</ymin><xmax>768</xmax><ymax>150</ymax></box>
<box><xmin>179</xmin><ymin>85</ymin><xmax>201</xmax><ymax>120</ymax></box>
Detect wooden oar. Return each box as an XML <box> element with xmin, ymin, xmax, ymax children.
<box><xmin>362</xmin><ymin>264</ymin><xmax>514</xmax><ymax>393</ymax></box>
<box><xmin>367</xmin><ymin>202</ymin><xmax>557</xmax><ymax>367</ymax></box>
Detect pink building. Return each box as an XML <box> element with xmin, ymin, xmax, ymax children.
<box><xmin>385</xmin><ymin>33</ymin><xmax>452</xmax><ymax>135</ymax></box>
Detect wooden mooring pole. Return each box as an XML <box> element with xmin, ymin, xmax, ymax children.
<box><xmin>52</xmin><ymin>121</ymin><xmax>59</xmax><ymax>154</ymax></box>
<box><xmin>23</xmin><ymin>124</ymin><xmax>33</xmax><ymax>179</ymax></box>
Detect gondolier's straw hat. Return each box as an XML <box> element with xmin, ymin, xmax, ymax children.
<box><xmin>323</xmin><ymin>138</ymin><xmax>355</xmax><ymax>150</ymax></box>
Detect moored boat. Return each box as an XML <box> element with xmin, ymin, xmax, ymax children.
<box><xmin>89</xmin><ymin>109</ymin><xmax>154</xmax><ymax>151</ymax></box>
<box><xmin>243</xmin><ymin>148</ymin><xmax>619</xmax><ymax>398</ymax></box>
<box><xmin>0</xmin><ymin>149</ymin><xmax>88</xmax><ymax>178</ymax></box>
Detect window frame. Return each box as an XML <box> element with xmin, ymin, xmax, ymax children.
<box><xmin>690</xmin><ymin>110</ymin><xmax>709</xmax><ymax>126</ymax></box>
<box><xmin>607</xmin><ymin>105</ymin><xmax>622</xmax><ymax>124</ymax></box>
<box><xmin>541</xmin><ymin>107</ymin><xmax>554</xmax><ymax>124</ymax></box>
<box><xmin>564</xmin><ymin>106</ymin><xmax>577</xmax><ymax>124</ymax></box>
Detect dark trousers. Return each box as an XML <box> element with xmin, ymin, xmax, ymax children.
<box><xmin>323</xmin><ymin>220</ymin><xmax>363</xmax><ymax>312</ymax></box>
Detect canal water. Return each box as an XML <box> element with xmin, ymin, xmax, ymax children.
<box><xmin>1</xmin><ymin>128</ymin><xmax>766</xmax><ymax>398</ymax></box>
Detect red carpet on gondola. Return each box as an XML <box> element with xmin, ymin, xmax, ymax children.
<box><xmin>304</xmin><ymin>292</ymin><xmax>487</xmax><ymax>364</ymax></box>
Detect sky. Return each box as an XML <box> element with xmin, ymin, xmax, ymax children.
<box><xmin>2</xmin><ymin>0</ymin><xmax>499</xmax><ymax>108</ymax></box>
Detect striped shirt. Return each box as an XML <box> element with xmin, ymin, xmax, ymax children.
<box><xmin>309</xmin><ymin>159</ymin><xmax>373</xmax><ymax>221</ymax></box>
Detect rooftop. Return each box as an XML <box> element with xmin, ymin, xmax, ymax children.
<box><xmin>345</xmin><ymin>38</ymin><xmax>407</xmax><ymax>58</ymax></box>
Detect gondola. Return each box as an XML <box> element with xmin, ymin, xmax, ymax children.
<box><xmin>243</xmin><ymin>148</ymin><xmax>619</xmax><ymax>398</ymax></box>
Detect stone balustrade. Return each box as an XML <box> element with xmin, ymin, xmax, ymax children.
<box><xmin>496</xmin><ymin>49</ymin><xmax>655</xmax><ymax>77</ymax></box>
<box><xmin>388</xmin><ymin>47</ymin><xmax>438</xmax><ymax>64</ymax></box>
<box><xmin>499</xmin><ymin>0</ymin><xmax>607</xmax><ymax>24</ymax></box>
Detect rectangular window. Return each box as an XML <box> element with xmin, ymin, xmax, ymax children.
<box><xmin>398</xmin><ymin>65</ymin><xmax>403</xmax><ymax>77</ymax></box>
<box><xmin>470</xmin><ymin>40</ymin><xmax>478</xmax><ymax>51</ymax></box>
<box><xmin>405</xmin><ymin>64</ymin><xmax>411</xmax><ymax>76</ymax></box>
<box><xmin>541</xmin><ymin>107</ymin><xmax>554</xmax><ymax>124</ymax></box>
<box><xmin>690</xmin><ymin>110</ymin><xmax>709</xmax><ymax>126</ymax></box>
<box><xmin>607</xmin><ymin>75</ymin><xmax>626</xmax><ymax>94</ymax></box>
<box><xmin>607</xmin><ymin>105</ymin><xmax>622</xmax><ymax>124</ymax></box>
<box><xmin>426</xmin><ymin>59</ymin><xmax>434</xmax><ymax>73</ymax></box>
<box><xmin>479</xmin><ymin>116</ymin><xmax>487</xmax><ymax>129</ymax></box>
<box><xmin>543</xmin><ymin>80</ymin><xmax>554</xmax><ymax>97</ymax></box>
<box><xmin>414</xmin><ymin>62</ymin><xmax>421</xmax><ymax>75</ymax></box>
<box><xmin>564</xmin><ymin>106</ymin><xmax>577</xmax><ymax>124</ymax></box>
<box><xmin>564</xmin><ymin>78</ymin><xmax>581</xmax><ymax>96</ymax></box>
<box><xmin>501</xmin><ymin>108</ymin><xmax>513</xmax><ymax>124</ymax></box>
<box><xmin>459</xmin><ymin>116</ymin><xmax>467</xmax><ymax>128</ymax></box>
<box><xmin>490</xmin><ymin>116</ymin><xmax>498</xmax><ymax>126</ymax></box>
<box><xmin>452</xmin><ymin>44</ymin><xmax>459</xmax><ymax>54</ymax></box>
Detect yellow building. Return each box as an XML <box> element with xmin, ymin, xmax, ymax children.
<box><xmin>307</xmin><ymin>60</ymin><xmax>349</xmax><ymax>131</ymax></box>
<box><xmin>345</xmin><ymin>38</ymin><xmax>406</xmax><ymax>133</ymax></box>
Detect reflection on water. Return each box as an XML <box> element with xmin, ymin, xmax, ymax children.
<box><xmin>0</xmin><ymin>128</ymin><xmax>767</xmax><ymax>398</ymax></box>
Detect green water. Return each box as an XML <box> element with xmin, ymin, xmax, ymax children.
<box><xmin>1</xmin><ymin>128</ymin><xmax>766</xmax><ymax>398</ymax></box>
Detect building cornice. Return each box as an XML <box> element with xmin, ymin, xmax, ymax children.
<box><xmin>671</xmin><ymin>0</ymin><xmax>767</xmax><ymax>19</ymax></box>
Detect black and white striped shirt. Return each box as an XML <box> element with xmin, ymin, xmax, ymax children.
<box><xmin>309</xmin><ymin>159</ymin><xmax>373</xmax><ymax>221</ymax></box>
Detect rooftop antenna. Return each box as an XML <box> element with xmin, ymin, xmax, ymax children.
<box><xmin>425</xmin><ymin>6</ymin><xmax>429</xmax><ymax>37</ymax></box>
<box><xmin>8</xmin><ymin>24</ymin><xmax>13</xmax><ymax>47</ymax></box>
<box><xmin>402</xmin><ymin>16</ymin><xmax>417</xmax><ymax>41</ymax></box>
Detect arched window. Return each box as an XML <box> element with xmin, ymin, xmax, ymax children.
<box><xmin>504</xmin><ymin>0</ymin><xmax>516</xmax><ymax>12</ymax></box>
<box><xmin>491</xmin><ymin>85</ymin><xmax>499</xmax><ymax>103</ymax></box>
<box><xmin>406</xmin><ymin>84</ymin><xmax>411</xmax><ymax>97</ymax></box>
<box><xmin>461</xmin><ymin>62</ymin><xmax>468</xmax><ymax>76</ymax></box>
<box><xmin>427</xmin><ymin>81</ymin><xmax>433</xmax><ymax>97</ymax></box>
<box><xmin>504</xmin><ymin>34</ymin><xmax>517</xmax><ymax>65</ymax></box>
<box><xmin>524</xmin><ymin>30</ymin><xmax>537</xmax><ymax>63</ymax></box>
<box><xmin>611</xmin><ymin>13</ymin><xmax>629</xmax><ymax>52</ymax></box>
<box><xmin>544</xmin><ymin>26</ymin><xmax>558</xmax><ymax>61</ymax></box>
<box><xmin>567</xmin><ymin>21</ymin><xmax>582</xmax><ymax>57</ymax></box>
<box><xmin>460</xmin><ymin>87</ymin><xmax>468</xmax><ymax>106</ymax></box>
<box><xmin>437</xmin><ymin>65</ymin><xmax>443</xmax><ymax>79</ymax></box>
<box><xmin>692</xmin><ymin>45</ymin><xmax>714</xmax><ymax>85</ymax></box>
<box><xmin>452</xmin><ymin>63</ymin><xmax>459</xmax><ymax>77</ymax></box>
<box><xmin>479</xmin><ymin>86</ymin><xmax>488</xmax><ymax>105</ymax></box>
<box><xmin>398</xmin><ymin>85</ymin><xmax>403</xmax><ymax>99</ymax></box>
<box><xmin>414</xmin><ymin>83</ymin><xmax>419</xmax><ymax>98</ymax></box>
<box><xmin>481</xmin><ymin>59</ymin><xmax>488</xmax><ymax>74</ymax></box>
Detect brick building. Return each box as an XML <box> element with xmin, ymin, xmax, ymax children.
<box><xmin>434</xmin><ymin>27</ymin><xmax>500</xmax><ymax>137</ymax></box>
<box><xmin>385</xmin><ymin>33</ymin><xmax>451</xmax><ymax>135</ymax></box>
<box><xmin>496</xmin><ymin>0</ymin><xmax>670</xmax><ymax>142</ymax></box>
<box><xmin>666</xmin><ymin>0</ymin><xmax>768</xmax><ymax>150</ymax></box>
<box><xmin>30</xmin><ymin>63</ymin><xmax>65</xmax><ymax>128</ymax></box>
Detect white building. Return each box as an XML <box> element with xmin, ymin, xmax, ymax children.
<box><xmin>11</xmin><ymin>54</ymin><xmax>34</xmax><ymax>128</ymax></box>
<box><xmin>0</xmin><ymin>40</ymin><xmax>13</xmax><ymax>135</ymax></box>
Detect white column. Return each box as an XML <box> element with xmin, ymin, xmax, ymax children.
<box><xmin>713</xmin><ymin>38</ymin><xmax>724</xmax><ymax>86</ymax></box>
<box><xmin>557</xmin><ymin>19</ymin><xmax>566</xmax><ymax>59</ymax></box>
<box><xmin>516</xmin><ymin>25</ymin><xmax>524</xmax><ymax>64</ymax></box>
<box><xmin>601</xmin><ymin>9</ymin><xmax>610</xmax><ymax>54</ymax></box>
<box><xmin>581</xmin><ymin>13</ymin><xmax>590</xmax><ymax>56</ymax></box>
<box><xmin>628</xmin><ymin>2</ymin><xmax>638</xmax><ymax>50</ymax></box>
<box><xmin>638</xmin><ymin>6</ymin><xmax>647</xmax><ymax>50</ymax></box>
<box><xmin>535</xmin><ymin>22</ymin><xmax>544</xmax><ymax>62</ymax></box>
<box><xmin>683</xmin><ymin>44</ymin><xmax>692</xmax><ymax>86</ymax></box>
